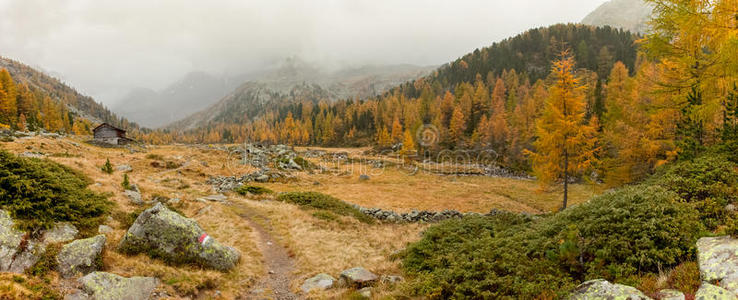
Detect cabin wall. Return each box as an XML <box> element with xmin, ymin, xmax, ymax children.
<box><xmin>94</xmin><ymin>127</ymin><xmax>120</xmax><ymax>139</ymax></box>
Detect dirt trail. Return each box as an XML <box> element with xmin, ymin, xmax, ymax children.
<box><xmin>237</xmin><ymin>206</ymin><xmax>300</xmax><ymax>300</ymax></box>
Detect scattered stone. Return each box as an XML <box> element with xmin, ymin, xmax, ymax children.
<box><xmin>695</xmin><ymin>282</ymin><xmax>737</xmax><ymax>299</ymax></box>
<box><xmin>0</xmin><ymin>210</ymin><xmax>45</xmax><ymax>273</ymax></box>
<box><xmin>338</xmin><ymin>267</ymin><xmax>378</xmax><ymax>288</ymax></box>
<box><xmin>77</xmin><ymin>272</ymin><xmax>159</xmax><ymax>300</ymax></box>
<box><xmin>567</xmin><ymin>279</ymin><xmax>651</xmax><ymax>300</ymax></box>
<box><xmin>124</xmin><ymin>190</ymin><xmax>143</xmax><ymax>205</ymax></box>
<box><xmin>255</xmin><ymin>174</ymin><xmax>270</xmax><ymax>183</ymax></box>
<box><xmin>727</xmin><ymin>204</ymin><xmax>737</xmax><ymax>213</ymax></box>
<box><xmin>19</xmin><ymin>151</ymin><xmax>45</xmax><ymax>158</ymax></box>
<box><xmin>197</xmin><ymin>205</ymin><xmax>212</xmax><ymax>216</ymax></box>
<box><xmin>313</xmin><ymin>181</ymin><xmax>321</xmax><ymax>186</ymax></box>
<box><xmin>42</xmin><ymin>222</ymin><xmax>79</xmax><ymax>244</ymax></box>
<box><xmin>359</xmin><ymin>174</ymin><xmax>370</xmax><ymax>181</ymax></box>
<box><xmin>116</xmin><ymin>164</ymin><xmax>133</xmax><ymax>172</ymax></box>
<box><xmin>167</xmin><ymin>198</ymin><xmax>181</xmax><ymax>205</ymax></box>
<box><xmin>657</xmin><ymin>289</ymin><xmax>685</xmax><ymax>300</ymax></box>
<box><xmin>57</xmin><ymin>235</ymin><xmax>106</xmax><ymax>278</ymax></box>
<box><xmin>697</xmin><ymin>236</ymin><xmax>738</xmax><ymax>282</ymax></box>
<box><xmin>98</xmin><ymin>225</ymin><xmax>113</xmax><ymax>234</ymax></box>
<box><xmin>358</xmin><ymin>287</ymin><xmax>372</xmax><ymax>298</ymax></box>
<box><xmin>301</xmin><ymin>273</ymin><xmax>335</xmax><ymax>293</ymax></box>
<box><xmin>118</xmin><ymin>203</ymin><xmax>240</xmax><ymax>271</ymax></box>
<box><xmin>197</xmin><ymin>194</ymin><xmax>228</xmax><ymax>202</ymax></box>
<box><xmin>380</xmin><ymin>275</ymin><xmax>404</xmax><ymax>285</ymax></box>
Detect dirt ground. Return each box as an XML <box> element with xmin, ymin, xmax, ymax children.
<box><xmin>0</xmin><ymin>136</ymin><xmax>600</xmax><ymax>299</ymax></box>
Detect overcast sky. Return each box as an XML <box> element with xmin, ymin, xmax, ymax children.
<box><xmin>0</xmin><ymin>0</ymin><xmax>607</xmax><ymax>106</ymax></box>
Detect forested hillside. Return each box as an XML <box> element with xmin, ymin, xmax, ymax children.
<box><xmin>146</xmin><ymin>24</ymin><xmax>644</xmax><ymax>177</ymax></box>
<box><xmin>0</xmin><ymin>57</ymin><xmax>141</xmax><ymax>134</ymax></box>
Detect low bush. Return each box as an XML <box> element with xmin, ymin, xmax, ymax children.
<box><xmin>401</xmin><ymin>185</ymin><xmax>702</xmax><ymax>299</ymax></box>
<box><xmin>100</xmin><ymin>158</ymin><xmax>113</xmax><ymax>174</ymax></box>
<box><xmin>145</xmin><ymin>153</ymin><xmax>164</xmax><ymax>160</ymax></box>
<box><xmin>0</xmin><ymin>151</ymin><xmax>112</xmax><ymax>233</ymax></box>
<box><xmin>234</xmin><ymin>185</ymin><xmax>273</xmax><ymax>195</ymax></box>
<box><xmin>277</xmin><ymin>192</ymin><xmax>374</xmax><ymax>224</ymax></box>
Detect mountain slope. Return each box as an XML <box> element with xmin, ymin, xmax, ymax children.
<box><xmin>582</xmin><ymin>0</ymin><xmax>653</xmax><ymax>34</ymax></box>
<box><xmin>167</xmin><ymin>60</ymin><xmax>435</xmax><ymax>130</ymax></box>
<box><xmin>113</xmin><ymin>71</ymin><xmax>251</xmax><ymax>128</ymax></box>
<box><xmin>0</xmin><ymin>56</ymin><xmax>140</xmax><ymax>131</ymax></box>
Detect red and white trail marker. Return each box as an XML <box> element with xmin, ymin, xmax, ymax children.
<box><xmin>198</xmin><ymin>233</ymin><xmax>211</xmax><ymax>245</ymax></box>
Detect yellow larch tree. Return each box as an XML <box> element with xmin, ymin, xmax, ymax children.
<box><xmin>527</xmin><ymin>50</ymin><xmax>598</xmax><ymax>210</ymax></box>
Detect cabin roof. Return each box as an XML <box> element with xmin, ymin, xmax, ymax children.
<box><xmin>92</xmin><ymin>123</ymin><xmax>126</xmax><ymax>133</ymax></box>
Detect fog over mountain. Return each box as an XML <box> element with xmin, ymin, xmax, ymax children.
<box><xmin>0</xmin><ymin>0</ymin><xmax>608</xmax><ymax>108</ymax></box>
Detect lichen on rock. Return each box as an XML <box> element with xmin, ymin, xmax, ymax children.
<box><xmin>57</xmin><ymin>235</ymin><xmax>106</xmax><ymax>278</ymax></box>
<box><xmin>118</xmin><ymin>203</ymin><xmax>240</xmax><ymax>271</ymax></box>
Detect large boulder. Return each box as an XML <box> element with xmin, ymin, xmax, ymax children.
<box><xmin>567</xmin><ymin>279</ymin><xmax>651</xmax><ymax>300</ymax></box>
<box><xmin>697</xmin><ymin>236</ymin><xmax>738</xmax><ymax>282</ymax></box>
<box><xmin>42</xmin><ymin>222</ymin><xmax>78</xmax><ymax>244</ymax></box>
<box><xmin>301</xmin><ymin>273</ymin><xmax>335</xmax><ymax>293</ymax></box>
<box><xmin>57</xmin><ymin>235</ymin><xmax>106</xmax><ymax>278</ymax></box>
<box><xmin>694</xmin><ymin>282</ymin><xmax>737</xmax><ymax>299</ymax></box>
<box><xmin>77</xmin><ymin>272</ymin><xmax>158</xmax><ymax>300</ymax></box>
<box><xmin>0</xmin><ymin>210</ymin><xmax>45</xmax><ymax>273</ymax></box>
<box><xmin>118</xmin><ymin>203</ymin><xmax>240</xmax><ymax>271</ymax></box>
<box><xmin>722</xmin><ymin>275</ymin><xmax>738</xmax><ymax>296</ymax></box>
<box><xmin>338</xmin><ymin>267</ymin><xmax>378</xmax><ymax>288</ymax></box>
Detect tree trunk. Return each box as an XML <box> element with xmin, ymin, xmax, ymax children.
<box><xmin>562</xmin><ymin>149</ymin><xmax>569</xmax><ymax>211</ymax></box>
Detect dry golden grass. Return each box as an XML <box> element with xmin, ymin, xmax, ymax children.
<box><xmin>231</xmin><ymin>197</ymin><xmax>427</xmax><ymax>299</ymax></box>
<box><xmin>0</xmin><ymin>137</ymin><xmax>604</xmax><ymax>299</ymax></box>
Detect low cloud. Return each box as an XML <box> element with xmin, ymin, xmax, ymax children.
<box><xmin>0</xmin><ymin>0</ymin><xmax>607</xmax><ymax>105</ymax></box>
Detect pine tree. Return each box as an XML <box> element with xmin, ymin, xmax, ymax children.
<box><xmin>448</xmin><ymin>106</ymin><xmax>466</xmax><ymax>148</ymax></box>
<box><xmin>101</xmin><ymin>159</ymin><xmax>114</xmax><ymax>174</ymax></box>
<box><xmin>526</xmin><ymin>51</ymin><xmax>598</xmax><ymax>210</ymax></box>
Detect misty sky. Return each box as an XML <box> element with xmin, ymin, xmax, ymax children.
<box><xmin>0</xmin><ymin>0</ymin><xmax>608</xmax><ymax>106</ymax></box>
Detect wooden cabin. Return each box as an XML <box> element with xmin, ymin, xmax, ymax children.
<box><xmin>92</xmin><ymin>123</ymin><xmax>133</xmax><ymax>145</ymax></box>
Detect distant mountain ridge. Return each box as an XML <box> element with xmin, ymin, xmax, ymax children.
<box><xmin>113</xmin><ymin>71</ymin><xmax>251</xmax><ymax>128</ymax></box>
<box><xmin>582</xmin><ymin>0</ymin><xmax>653</xmax><ymax>34</ymax></box>
<box><xmin>166</xmin><ymin>59</ymin><xmax>435</xmax><ymax>130</ymax></box>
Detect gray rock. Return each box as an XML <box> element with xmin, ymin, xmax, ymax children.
<box><xmin>380</xmin><ymin>275</ymin><xmax>404</xmax><ymax>285</ymax></box>
<box><xmin>721</xmin><ymin>275</ymin><xmax>738</xmax><ymax>296</ymax></box>
<box><xmin>301</xmin><ymin>273</ymin><xmax>335</xmax><ymax>293</ymax></box>
<box><xmin>694</xmin><ymin>282</ymin><xmax>737</xmax><ymax>299</ymax></box>
<box><xmin>78</xmin><ymin>272</ymin><xmax>158</xmax><ymax>300</ymax></box>
<box><xmin>255</xmin><ymin>174</ymin><xmax>270</xmax><ymax>182</ymax></box>
<box><xmin>116</xmin><ymin>165</ymin><xmax>133</xmax><ymax>172</ymax></box>
<box><xmin>697</xmin><ymin>236</ymin><xmax>738</xmax><ymax>282</ymax></box>
<box><xmin>167</xmin><ymin>198</ymin><xmax>181</xmax><ymax>205</ymax></box>
<box><xmin>197</xmin><ymin>194</ymin><xmax>227</xmax><ymax>202</ymax></box>
<box><xmin>658</xmin><ymin>289</ymin><xmax>685</xmax><ymax>300</ymax></box>
<box><xmin>98</xmin><ymin>225</ymin><xmax>113</xmax><ymax>234</ymax></box>
<box><xmin>124</xmin><ymin>190</ymin><xmax>143</xmax><ymax>205</ymax></box>
<box><xmin>338</xmin><ymin>267</ymin><xmax>378</xmax><ymax>288</ymax></box>
<box><xmin>42</xmin><ymin>222</ymin><xmax>79</xmax><ymax>244</ymax></box>
<box><xmin>358</xmin><ymin>287</ymin><xmax>372</xmax><ymax>298</ymax></box>
<box><xmin>567</xmin><ymin>279</ymin><xmax>651</xmax><ymax>300</ymax></box>
<box><xmin>64</xmin><ymin>289</ymin><xmax>90</xmax><ymax>300</ymax></box>
<box><xmin>359</xmin><ymin>174</ymin><xmax>370</xmax><ymax>181</ymax></box>
<box><xmin>118</xmin><ymin>203</ymin><xmax>240</xmax><ymax>271</ymax></box>
<box><xmin>0</xmin><ymin>210</ymin><xmax>45</xmax><ymax>273</ymax></box>
<box><xmin>57</xmin><ymin>235</ymin><xmax>106</xmax><ymax>278</ymax></box>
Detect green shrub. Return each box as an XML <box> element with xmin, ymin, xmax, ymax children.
<box><xmin>649</xmin><ymin>154</ymin><xmax>738</xmax><ymax>229</ymax></box>
<box><xmin>277</xmin><ymin>192</ymin><xmax>374</xmax><ymax>224</ymax></box>
<box><xmin>121</xmin><ymin>173</ymin><xmax>131</xmax><ymax>190</ymax></box>
<box><xmin>0</xmin><ymin>151</ymin><xmax>112</xmax><ymax>233</ymax></box>
<box><xmin>293</xmin><ymin>156</ymin><xmax>316</xmax><ymax>170</ymax></box>
<box><xmin>401</xmin><ymin>185</ymin><xmax>701</xmax><ymax>299</ymax></box>
<box><xmin>234</xmin><ymin>185</ymin><xmax>273</xmax><ymax>195</ymax></box>
<box><xmin>101</xmin><ymin>158</ymin><xmax>113</xmax><ymax>174</ymax></box>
